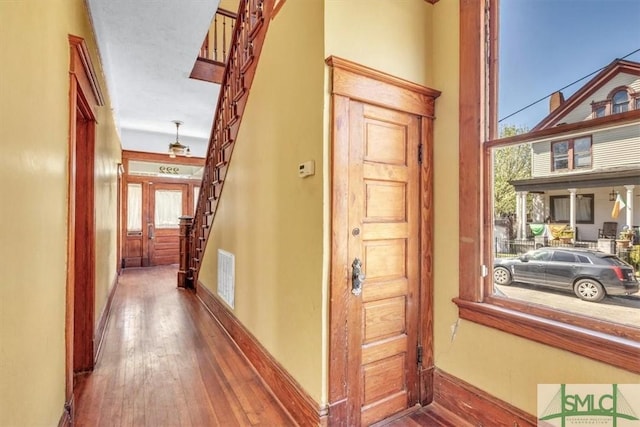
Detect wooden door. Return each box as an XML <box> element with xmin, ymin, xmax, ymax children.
<box><xmin>346</xmin><ymin>102</ymin><xmax>421</xmax><ymax>425</ymax></box>
<box><xmin>149</xmin><ymin>183</ymin><xmax>189</xmax><ymax>266</ymax></box>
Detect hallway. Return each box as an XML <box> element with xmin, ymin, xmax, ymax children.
<box><xmin>73</xmin><ymin>266</ymin><xmax>295</xmax><ymax>426</ymax></box>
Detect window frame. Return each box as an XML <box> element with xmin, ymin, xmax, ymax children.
<box><xmin>550</xmin><ymin>136</ymin><xmax>592</xmax><ymax>171</ymax></box>
<box><xmin>456</xmin><ymin>0</ymin><xmax>640</xmax><ymax>374</ymax></box>
<box><xmin>549</xmin><ymin>193</ymin><xmax>594</xmax><ymax>224</ymax></box>
<box><xmin>611</xmin><ymin>88</ymin><xmax>630</xmax><ymax>114</ymax></box>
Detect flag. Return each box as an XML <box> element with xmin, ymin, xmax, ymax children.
<box><xmin>611</xmin><ymin>193</ymin><xmax>626</xmax><ymax>219</ymax></box>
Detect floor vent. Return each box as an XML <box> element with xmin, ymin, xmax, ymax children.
<box><xmin>217</xmin><ymin>249</ymin><xmax>235</xmax><ymax>309</ymax></box>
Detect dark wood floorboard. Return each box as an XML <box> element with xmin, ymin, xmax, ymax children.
<box><xmin>74</xmin><ymin>265</ymin><xmax>296</xmax><ymax>427</ymax></box>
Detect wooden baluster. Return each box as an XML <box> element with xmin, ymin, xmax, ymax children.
<box><xmin>178</xmin><ymin>216</ymin><xmax>194</xmax><ymax>288</ymax></box>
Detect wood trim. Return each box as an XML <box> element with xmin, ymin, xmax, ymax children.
<box><xmin>325</xmin><ymin>56</ymin><xmax>441</xmax><ymax>117</ymax></box>
<box><xmin>487</xmin><ymin>109</ymin><xmax>640</xmax><ymax>148</ymax></box>
<box><xmin>433</xmin><ymin>369</ymin><xmax>537</xmax><ymax>427</ymax></box>
<box><xmin>196</xmin><ymin>281</ymin><xmax>328</xmax><ymax>426</ymax></box>
<box><xmin>419</xmin><ymin>118</ymin><xmax>435</xmax><ymax>405</ymax></box>
<box><xmin>94</xmin><ymin>273</ymin><xmax>119</xmax><ymax>362</ymax></box>
<box><xmin>122</xmin><ymin>149</ymin><xmax>205</xmax><ymax>165</ymax></box>
<box><xmin>456</xmin><ymin>299</ymin><xmax>640</xmax><ymax>374</ymax></box>
<box><xmin>190</xmin><ymin>57</ymin><xmax>225</xmax><ymax>84</ymax></box>
<box><xmin>272</xmin><ymin>0</ymin><xmax>286</xmax><ymax>19</ymax></box>
<box><xmin>458</xmin><ymin>0</ymin><xmax>485</xmax><ymax>302</ymax></box>
<box><xmin>68</xmin><ymin>35</ymin><xmax>104</xmax><ymax>107</ymax></box>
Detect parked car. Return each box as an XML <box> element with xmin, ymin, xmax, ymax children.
<box><xmin>493</xmin><ymin>247</ymin><xmax>638</xmax><ymax>302</ymax></box>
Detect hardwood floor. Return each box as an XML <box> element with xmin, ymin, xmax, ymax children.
<box><xmin>74</xmin><ymin>265</ymin><xmax>295</xmax><ymax>427</ymax></box>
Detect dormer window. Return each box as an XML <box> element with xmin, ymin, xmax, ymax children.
<box><xmin>593</xmin><ymin>105</ymin><xmax>606</xmax><ymax>118</ymax></box>
<box><xmin>612</xmin><ymin>89</ymin><xmax>629</xmax><ymax>113</ymax></box>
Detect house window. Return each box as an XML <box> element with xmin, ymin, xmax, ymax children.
<box><xmin>551</xmin><ymin>136</ymin><xmax>591</xmax><ymax>171</ymax></box>
<box><xmin>592</xmin><ymin>105</ymin><xmax>606</xmax><ymax>118</ymax></box>
<box><xmin>549</xmin><ymin>194</ymin><xmax>594</xmax><ymax>223</ymax></box>
<box><xmin>612</xmin><ymin>90</ymin><xmax>629</xmax><ymax>113</ymax></box>
<box><xmin>458</xmin><ymin>0</ymin><xmax>639</xmax><ymax>375</ymax></box>
<box><xmin>636</xmin><ymin>97</ymin><xmax>640</xmax><ymax>110</ymax></box>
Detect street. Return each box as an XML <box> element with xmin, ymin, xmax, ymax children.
<box><xmin>495</xmin><ymin>282</ymin><xmax>640</xmax><ymax>328</ymax></box>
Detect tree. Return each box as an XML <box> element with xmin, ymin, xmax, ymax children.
<box><xmin>493</xmin><ymin>124</ymin><xmax>531</xmax><ymax>217</ymax></box>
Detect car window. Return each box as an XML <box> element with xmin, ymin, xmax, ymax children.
<box><xmin>599</xmin><ymin>256</ymin><xmax>629</xmax><ymax>267</ymax></box>
<box><xmin>576</xmin><ymin>255</ymin><xmax>591</xmax><ymax>264</ymax></box>
<box><xmin>551</xmin><ymin>251</ymin><xmax>576</xmax><ymax>263</ymax></box>
<box><xmin>529</xmin><ymin>250</ymin><xmax>552</xmax><ymax>261</ymax></box>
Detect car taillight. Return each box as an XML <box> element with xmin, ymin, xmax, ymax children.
<box><xmin>612</xmin><ymin>266</ymin><xmax>625</xmax><ymax>281</ymax></box>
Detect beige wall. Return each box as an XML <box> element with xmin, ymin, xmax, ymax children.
<box><xmin>0</xmin><ymin>1</ymin><xmax>121</xmax><ymax>425</ymax></box>
<box><xmin>429</xmin><ymin>0</ymin><xmax>640</xmax><ymax>416</ymax></box>
<box><xmin>198</xmin><ymin>0</ymin><xmax>327</xmax><ymax>404</ymax></box>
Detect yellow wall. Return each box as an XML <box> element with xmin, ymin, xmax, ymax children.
<box><xmin>429</xmin><ymin>0</ymin><xmax>640</xmax><ymax>416</ymax></box>
<box><xmin>198</xmin><ymin>0</ymin><xmax>326</xmax><ymax>404</ymax></box>
<box><xmin>0</xmin><ymin>1</ymin><xmax>121</xmax><ymax>425</ymax></box>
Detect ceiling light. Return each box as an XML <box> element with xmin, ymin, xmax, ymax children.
<box><xmin>168</xmin><ymin>120</ymin><xmax>191</xmax><ymax>158</ymax></box>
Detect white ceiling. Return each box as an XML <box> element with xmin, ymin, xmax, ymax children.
<box><xmin>87</xmin><ymin>0</ymin><xmax>222</xmax><ymax>157</ymax></box>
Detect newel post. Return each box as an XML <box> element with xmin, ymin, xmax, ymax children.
<box><xmin>178</xmin><ymin>216</ymin><xmax>194</xmax><ymax>289</ymax></box>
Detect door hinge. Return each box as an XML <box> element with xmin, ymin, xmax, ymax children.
<box><xmin>417</xmin><ymin>344</ymin><xmax>423</xmax><ymax>365</ymax></box>
<box><xmin>418</xmin><ymin>144</ymin><xmax>423</xmax><ymax>164</ymax></box>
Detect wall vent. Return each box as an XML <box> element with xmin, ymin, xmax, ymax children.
<box><xmin>217</xmin><ymin>249</ymin><xmax>235</xmax><ymax>308</ymax></box>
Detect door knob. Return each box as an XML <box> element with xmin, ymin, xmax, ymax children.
<box><xmin>352</xmin><ymin>257</ymin><xmax>365</xmax><ymax>296</ymax></box>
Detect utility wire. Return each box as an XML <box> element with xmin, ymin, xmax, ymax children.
<box><xmin>499</xmin><ymin>47</ymin><xmax>640</xmax><ymax>123</ymax></box>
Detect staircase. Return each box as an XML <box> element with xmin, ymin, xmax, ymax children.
<box><xmin>179</xmin><ymin>0</ymin><xmax>276</xmax><ymax>289</ymax></box>
<box><xmin>189</xmin><ymin>8</ymin><xmax>238</xmax><ymax>84</ymax></box>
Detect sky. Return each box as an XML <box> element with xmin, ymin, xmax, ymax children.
<box><xmin>499</xmin><ymin>0</ymin><xmax>640</xmax><ymax>132</ymax></box>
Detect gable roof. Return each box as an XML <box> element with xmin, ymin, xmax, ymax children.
<box><xmin>532</xmin><ymin>59</ymin><xmax>640</xmax><ymax>131</ymax></box>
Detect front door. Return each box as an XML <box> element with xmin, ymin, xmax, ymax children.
<box><xmin>346</xmin><ymin>102</ymin><xmax>421</xmax><ymax>425</ymax></box>
<box><xmin>123</xmin><ymin>180</ymin><xmax>190</xmax><ymax>267</ymax></box>
<box><xmin>149</xmin><ymin>183</ymin><xmax>189</xmax><ymax>265</ymax></box>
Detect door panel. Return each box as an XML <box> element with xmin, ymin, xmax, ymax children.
<box><xmin>347</xmin><ymin>102</ymin><xmax>420</xmax><ymax>425</ymax></box>
<box><xmin>150</xmin><ymin>183</ymin><xmax>188</xmax><ymax>266</ymax></box>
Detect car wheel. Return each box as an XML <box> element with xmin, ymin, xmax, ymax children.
<box><xmin>574</xmin><ymin>279</ymin><xmax>605</xmax><ymax>302</ymax></box>
<box><xmin>493</xmin><ymin>267</ymin><xmax>512</xmax><ymax>285</ymax></box>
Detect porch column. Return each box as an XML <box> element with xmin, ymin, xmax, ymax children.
<box><xmin>516</xmin><ymin>191</ymin><xmax>528</xmax><ymax>239</ymax></box>
<box><xmin>625</xmin><ymin>185</ymin><xmax>635</xmax><ymax>229</ymax></box>
<box><xmin>568</xmin><ymin>188</ymin><xmax>577</xmax><ymax>238</ymax></box>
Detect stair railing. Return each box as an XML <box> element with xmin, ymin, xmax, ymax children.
<box><xmin>179</xmin><ymin>0</ymin><xmax>275</xmax><ymax>289</ymax></box>
<box><xmin>199</xmin><ymin>8</ymin><xmax>238</xmax><ymax>65</ymax></box>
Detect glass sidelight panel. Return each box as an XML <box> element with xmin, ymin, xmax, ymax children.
<box><xmin>193</xmin><ymin>186</ymin><xmax>200</xmax><ymax>214</ymax></box>
<box><xmin>155</xmin><ymin>189</ymin><xmax>182</xmax><ymax>228</ymax></box>
<box><xmin>127</xmin><ymin>183</ymin><xmax>142</xmax><ymax>232</ymax></box>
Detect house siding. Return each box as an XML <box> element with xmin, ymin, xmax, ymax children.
<box><xmin>561</xmin><ymin>73</ymin><xmax>640</xmax><ymax>124</ymax></box>
<box><xmin>531</xmin><ymin>123</ymin><xmax>640</xmax><ymax>177</ymax></box>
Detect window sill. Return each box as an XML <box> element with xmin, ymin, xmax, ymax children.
<box><xmin>454</xmin><ymin>297</ymin><xmax>640</xmax><ymax>374</ymax></box>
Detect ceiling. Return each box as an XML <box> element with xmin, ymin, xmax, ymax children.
<box><xmin>87</xmin><ymin>0</ymin><xmax>222</xmax><ymax>158</ymax></box>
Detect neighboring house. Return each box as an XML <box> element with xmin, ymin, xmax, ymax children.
<box><xmin>510</xmin><ymin>59</ymin><xmax>640</xmax><ymax>241</ymax></box>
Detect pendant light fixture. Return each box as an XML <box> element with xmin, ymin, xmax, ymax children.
<box><xmin>168</xmin><ymin>120</ymin><xmax>191</xmax><ymax>158</ymax></box>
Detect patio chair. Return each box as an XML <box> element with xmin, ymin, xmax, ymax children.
<box><xmin>598</xmin><ymin>222</ymin><xmax>617</xmax><ymax>239</ymax></box>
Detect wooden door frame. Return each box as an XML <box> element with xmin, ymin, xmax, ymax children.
<box><xmin>120</xmin><ymin>151</ymin><xmax>204</xmax><ymax>268</ymax></box>
<box><xmin>65</xmin><ymin>35</ymin><xmax>104</xmax><ymax>409</ymax></box>
<box><xmin>326</xmin><ymin>56</ymin><xmax>440</xmax><ymax>423</ymax></box>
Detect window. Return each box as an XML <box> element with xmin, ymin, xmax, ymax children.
<box><xmin>551</xmin><ymin>251</ymin><xmax>576</xmax><ymax>263</ymax></box>
<box><xmin>458</xmin><ymin>0</ymin><xmax>639</xmax><ymax>375</ymax></box>
<box><xmin>593</xmin><ymin>105</ymin><xmax>606</xmax><ymax>118</ymax></box>
<box><xmin>636</xmin><ymin>97</ymin><xmax>640</xmax><ymax>110</ymax></box>
<box><xmin>551</xmin><ymin>136</ymin><xmax>591</xmax><ymax>171</ymax></box>
<box><xmin>549</xmin><ymin>194</ymin><xmax>594</xmax><ymax>223</ymax></box>
<box><xmin>612</xmin><ymin>89</ymin><xmax>629</xmax><ymax>113</ymax></box>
